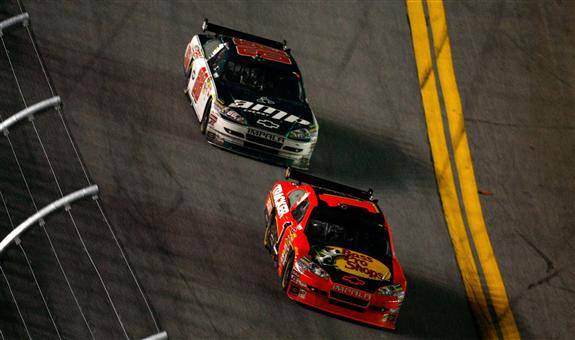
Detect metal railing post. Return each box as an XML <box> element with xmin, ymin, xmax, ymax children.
<box><xmin>0</xmin><ymin>96</ymin><xmax>61</xmax><ymax>134</ymax></box>
<box><xmin>0</xmin><ymin>185</ymin><xmax>98</xmax><ymax>255</ymax></box>
<box><xmin>0</xmin><ymin>13</ymin><xmax>29</xmax><ymax>36</ymax></box>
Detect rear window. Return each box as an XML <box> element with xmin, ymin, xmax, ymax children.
<box><xmin>304</xmin><ymin>207</ymin><xmax>391</xmax><ymax>262</ymax></box>
<box><xmin>221</xmin><ymin>55</ymin><xmax>303</xmax><ymax>102</ymax></box>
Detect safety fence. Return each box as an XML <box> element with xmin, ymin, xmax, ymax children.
<box><xmin>1</xmin><ymin>2</ymin><xmax>165</xmax><ymax>339</ymax></box>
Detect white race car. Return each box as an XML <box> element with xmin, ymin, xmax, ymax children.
<box><xmin>184</xmin><ymin>19</ymin><xmax>318</xmax><ymax>169</ymax></box>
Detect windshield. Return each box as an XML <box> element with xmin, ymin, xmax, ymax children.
<box><xmin>304</xmin><ymin>208</ymin><xmax>391</xmax><ymax>262</ymax></box>
<box><xmin>220</xmin><ymin>55</ymin><xmax>303</xmax><ymax>102</ymax></box>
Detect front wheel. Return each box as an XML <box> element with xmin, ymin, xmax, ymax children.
<box><xmin>264</xmin><ymin>212</ymin><xmax>277</xmax><ymax>253</ymax></box>
<box><xmin>200</xmin><ymin>100</ymin><xmax>211</xmax><ymax>135</ymax></box>
<box><xmin>281</xmin><ymin>253</ymin><xmax>294</xmax><ymax>291</ymax></box>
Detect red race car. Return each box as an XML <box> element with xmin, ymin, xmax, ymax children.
<box><xmin>264</xmin><ymin>169</ymin><xmax>406</xmax><ymax>329</ymax></box>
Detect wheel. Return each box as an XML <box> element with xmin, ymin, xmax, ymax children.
<box><xmin>264</xmin><ymin>211</ymin><xmax>278</xmax><ymax>252</ymax></box>
<box><xmin>281</xmin><ymin>252</ymin><xmax>294</xmax><ymax>291</ymax></box>
<box><xmin>184</xmin><ymin>78</ymin><xmax>191</xmax><ymax>102</ymax></box>
<box><xmin>200</xmin><ymin>100</ymin><xmax>211</xmax><ymax>135</ymax></box>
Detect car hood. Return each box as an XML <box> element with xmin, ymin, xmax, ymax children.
<box><xmin>308</xmin><ymin>245</ymin><xmax>394</xmax><ymax>293</ymax></box>
<box><xmin>214</xmin><ymin>79</ymin><xmax>315</xmax><ymax>136</ymax></box>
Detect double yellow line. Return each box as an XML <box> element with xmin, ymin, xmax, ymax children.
<box><xmin>406</xmin><ymin>1</ymin><xmax>520</xmax><ymax>339</ymax></box>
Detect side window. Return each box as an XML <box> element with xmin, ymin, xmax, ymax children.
<box><xmin>287</xmin><ymin>189</ymin><xmax>305</xmax><ymax>208</ymax></box>
<box><xmin>202</xmin><ymin>39</ymin><xmax>222</xmax><ymax>58</ymax></box>
<box><xmin>292</xmin><ymin>199</ymin><xmax>310</xmax><ymax>222</ymax></box>
<box><xmin>208</xmin><ymin>47</ymin><xmax>227</xmax><ymax>74</ymax></box>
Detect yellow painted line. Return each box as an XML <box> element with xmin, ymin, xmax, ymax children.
<box><xmin>405</xmin><ymin>1</ymin><xmax>498</xmax><ymax>338</ymax></box>
<box><xmin>426</xmin><ymin>1</ymin><xmax>521</xmax><ymax>339</ymax></box>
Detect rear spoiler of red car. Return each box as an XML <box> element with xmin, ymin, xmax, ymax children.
<box><xmin>202</xmin><ymin>18</ymin><xmax>287</xmax><ymax>51</ymax></box>
<box><xmin>285</xmin><ymin>168</ymin><xmax>374</xmax><ymax>201</ymax></box>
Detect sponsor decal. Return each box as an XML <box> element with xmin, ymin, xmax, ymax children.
<box><xmin>342</xmin><ymin>275</ymin><xmax>366</xmax><ymax>286</ymax></box>
<box><xmin>257</xmin><ymin>97</ymin><xmax>275</xmax><ymax>105</ymax></box>
<box><xmin>192</xmin><ymin>46</ymin><xmax>203</xmax><ymax>59</ymax></box>
<box><xmin>272</xmin><ymin>185</ymin><xmax>289</xmax><ymax>217</ymax></box>
<box><xmin>192</xmin><ymin>67</ymin><xmax>210</xmax><ymax>102</ymax></box>
<box><xmin>232</xmin><ymin>38</ymin><xmax>292</xmax><ymax>65</ymax></box>
<box><xmin>281</xmin><ymin>248</ymin><xmax>288</xmax><ymax>266</ymax></box>
<box><xmin>265</xmin><ymin>196</ymin><xmax>273</xmax><ymax>214</ymax></box>
<box><xmin>229</xmin><ymin>99</ymin><xmax>310</xmax><ymax>126</ymax></box>
<box><xmin>280</xmin><ymin>230</ymin><xmax>298</xmax><ymax>268</ymax></box>
<box><xmin>247</xmin><ymin>128</ymin><xmax>284</xmax><ymax>143</ymax></box>
<box><xmin>313</xmin><ymin>246</ymin><xmax>391</xmax><ymax>281</ymax></box>
<box><xmin>184</xmin><ymin>45</ymin><xmax>193</xmax><ymax>70</ymax></box>
<box><xmin>184</xmin><ymin>45</ymin><xmax>203</xmax><ymax>73</ymax></box>
<box><xmin>332</xmin><ymin>283</ymin><xmax>371</xmax><ymax>300</ymax></box>
<box><xmin>256</xmin><ymin>119</ymin><xmax>280</xmax><ymax>129</ymax></box>
<box><xmin>202</xmin><ymin>78</ymin><xmax>212</xmax><ymax>98</ymax></box>
<box><xmin>208</xmin><ymin>113</ymin><xmax>218</xmax><ymax>127</ymax></box>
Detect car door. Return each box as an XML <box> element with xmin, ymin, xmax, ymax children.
<box><xmin>187</xmin><ymin>56</ymin><xmax>212</xmax><ymax>122</ymax></box>
<box><xmin>187</xmin><ymin>38</ymin><xmax>224</xmax><ymax>124</ymax></box>
<box><xmin>278</xmin><ymin>189</ymin><xmax>311</xmax><ymax>269</ymax></box>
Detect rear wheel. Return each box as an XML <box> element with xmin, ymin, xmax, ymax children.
<box><xmin>281</xmin><ymin>252</ymin><xmax>294</xmax><ymax>291</ymax></box>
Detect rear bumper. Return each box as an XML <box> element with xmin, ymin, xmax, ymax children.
<box><xmin>205</xmin><ymin>116</ymin><xmax>316</xmax><ymax>169</ymax></box>
<box><xmin>286</xmin><ymin>276</ymin><xmax>402</xmax><ymax>330</ymax></box>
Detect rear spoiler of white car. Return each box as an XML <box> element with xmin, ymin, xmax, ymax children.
<box><xmin>202</xmin><ymin>18</ymin><xmax>288</xmax><ymax>51</ymax></box>
<box><xmin>285</xmin><ymin>168</ymin><xmax>374</xmax><ymax>201</ymax></box>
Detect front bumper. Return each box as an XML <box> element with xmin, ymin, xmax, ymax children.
<box><xmin>205</xmin><ymin>114</ymin><xmax>316</xmax><ymax>170</ymax></box>
<box><xmin>286</xmin><ymin>272</ymin><xmax>403</xmax><ymax>330</ymax></box>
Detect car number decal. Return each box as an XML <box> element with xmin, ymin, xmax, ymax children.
<box><xmin>232</xmin><ymin>38</ymin><xmax>292</xmax><ymax>65</ymax></box>
<box><xmin>192</xmin><ymin>67</ymin><xmax>209</xmax><ymax>102</ymax></box>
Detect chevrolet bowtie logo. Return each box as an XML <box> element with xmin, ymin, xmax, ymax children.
<box><xmin>256</xmin><ymin>119</ymin><xmax>280</xmax><ymax>129</ymax></box>
<box><xmin>342</xmin><ymin>275</ymin><xmax>366</xmax><ymax>286</ymax></box>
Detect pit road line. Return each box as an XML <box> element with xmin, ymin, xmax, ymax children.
<box><xmin>426</xmin><ymin>1</ymin><xmax>521</xmax><ymax>339</ymax></box>
<box><xmin>406</xmin><ymin>1</ymin><xmax>498</xmax><ymax>338</ymax></box>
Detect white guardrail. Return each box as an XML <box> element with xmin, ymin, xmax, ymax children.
<box><xmin>0</xmin><ymin>185</ymin><xmax>99</xmax><ymax>255</ymax></box>
<box><xmin>0</xmin><ymin>96</ymin><xmax>61</xmax><ymax>134</ymax></box>
<box><xmin>0</xmin><ymin>13</ymin><xmax>29</xmax><ymax>36</ymax></box>
<box><xmin>141</xmin><ymin>331</ymin><xmax>168</xmax><ymax>340</ymax></box>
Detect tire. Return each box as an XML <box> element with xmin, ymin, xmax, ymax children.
<box><xmin>184</xmin><ymin>78</ymin><xmax>191</xmax><ymax>102</ymax></box>
<box><xmin>263</xmin><ymin>211</ymin><xmax>278</xmax><ymax>252</ymax></box>
<box><xmin>281</xmin><ymin>252</ymin><xmax>294</xmax><ymax>291</ymax></box>
<box><xmin>200</xmin><ymin>99</ymin><xmax>211</xmax><ymax>135</ymax></box>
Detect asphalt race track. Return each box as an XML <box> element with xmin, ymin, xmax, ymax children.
<box><xmin>1</xmin><ymin>1</ymin><xmax>573</xmax><ymax>339</ymax></box>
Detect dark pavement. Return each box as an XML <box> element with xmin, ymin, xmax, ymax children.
<box><xmin>0</xmin><ymin>1</ymin><xmax>572</xmax><ymax>339</ymax></box>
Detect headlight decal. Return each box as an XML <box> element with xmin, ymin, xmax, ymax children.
<box><xmin>377</xmin><ymin>283</ymin><xmax>405</xmax><ymax>299</ymax></box>
<box><xmin>296</xmin><ymin>257</ymin><xmax>329</xmax><ymax>279</ymax></box>
<box><xmin>287</xmin><ymin>128</ymin><xmax>311</xmax><ymax>141</ymax></box>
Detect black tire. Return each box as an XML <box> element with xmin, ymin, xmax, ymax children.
<box><xmin>200</xmin><ymin>99</ymin><xmax>211</xmax><ymax>135</ymax></box>
<box><xmin>281</xmin><ymin>252</ymin><xmax>294</xmax><ymax>291</ymax></box>
<box><xmin>184</xmin><ymin>78</ymin><xmax>191</xmax><ymax>101</ymax></box>
<box><xmin>264</xmin><ymin>211</ymin><xmax>277</xmax><ymax>252</ymax></box>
